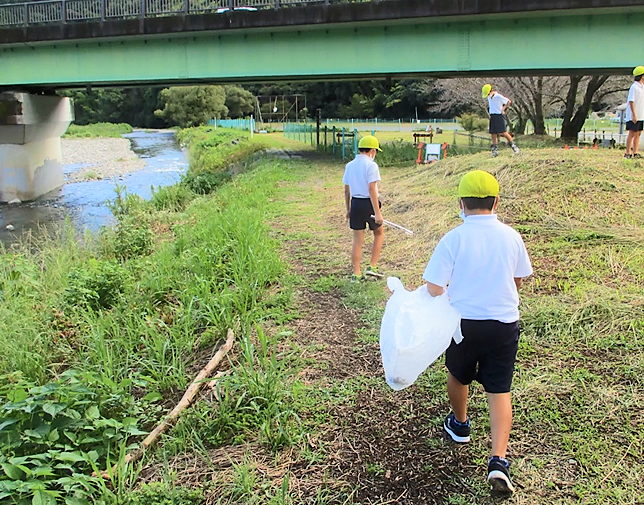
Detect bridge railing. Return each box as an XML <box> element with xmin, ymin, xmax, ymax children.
<box><xmin>0</xmin><ymin>0</ymin><xmax>359</xmax><ymax>27</ymax></box>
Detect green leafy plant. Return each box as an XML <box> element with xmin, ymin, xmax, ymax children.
<box><xmin>107</xmin><ymin>185</ymin><xmax>145</xmax><ymax>217</ymax></box>
<box><xmin>112</xmin><ymin>217</ymin><xmax>154</xmax><ymax>260</ymax></box>
<box><xmin>64</xmin><ymin>259</ymin><xmax>128</xmax><ymax>310</ymax></box>
<box><xmin>0</xmin><ymin>370</ymin><xmax>146</xmax><ymax>505</ymax></box>
<box><xmin>377</xmin><ymin>140</ymin><xmax>418</xmax><ymax>167</ymax></box>
<box><xmin>121</xmin><ymin>482</ymin><xmax>202</xmax><ymax>505</ymax></box>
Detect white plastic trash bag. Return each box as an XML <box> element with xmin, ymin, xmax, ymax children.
<box><xmin>380</xmin><ymin>277</ymin><xmax>462</xmax><ymax>391</ymax></box>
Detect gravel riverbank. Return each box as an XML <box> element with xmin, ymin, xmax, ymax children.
<box><xmin>62</xmin><ymin>137</ymin><xmax>145</xmax><ymax>182</ymax></box>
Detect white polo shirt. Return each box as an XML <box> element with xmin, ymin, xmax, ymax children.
<box><xmin>342</xmin><ymin>154</ymin><xmax>381</xmax><ymax>198</ymax></box>
<box><xmin>488</xmin><ymin>92</ymin><xmax>510</xmax><ymax>115</ymax></box>
<box><xmin>625</xmin><ymin>81</ymin><xmax>644</xmax><ymax>122</ymax></box>
<box><xmin>423</xmin><ymin>214</ymin><xmax>533</xmax><ymax>323</ymax></box>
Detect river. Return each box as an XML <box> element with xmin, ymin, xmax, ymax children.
<box><xmin>0</xmin><ymin>130</ymin><xmax>188</xmax><ymax>249</ymax></box>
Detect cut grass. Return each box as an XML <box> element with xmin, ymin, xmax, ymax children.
<box><xmin>250</xmin><ymin>147</ymin><xmax>644</xmax><ymax>503</ymax></box>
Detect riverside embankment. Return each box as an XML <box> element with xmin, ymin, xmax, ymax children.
<box><xmin>1</xmin><ymin>129</ymin><xmax>642</xmax><ymax>504</ymax></box>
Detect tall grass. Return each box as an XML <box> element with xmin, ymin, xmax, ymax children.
<box><xmin>0</xmin><ymin>129</ymin><xmax>297</xmax><ymax>504</ymax></box>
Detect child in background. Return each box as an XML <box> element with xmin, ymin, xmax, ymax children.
<box><xmin>482</xmin><ymin>84</ymin><xmax>520</xmax><ymax>158</ymax></box>
<box><xmin>624</xmin><ymin>66</ymin><xmax>644</xmax><ymax>159</ymax></box>
<box><xmin>343</xmin><ymin>135</ymin><xmax>385</xmax><ymax>282</ymax></box>
<box><xmin>423</xmin><ymin>170</ymin><xmax>532</xmax><ymax>494</ymax></box>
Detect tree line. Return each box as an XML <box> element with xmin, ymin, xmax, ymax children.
<box><xmin>60</xmin><ymin>75</ymin><xmax>631</xmax><ymax>140</ymax></box>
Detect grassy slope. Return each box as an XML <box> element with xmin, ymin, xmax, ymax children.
<box><xmin>248</xmin><ymin>147</ymin><xmax>644</xmax><ymax>504</ymax></box>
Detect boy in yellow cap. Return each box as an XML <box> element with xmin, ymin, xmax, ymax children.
<box><xmin>624</xmin><ymin>66</ymin><xmax>644</xmax><ymax>159</ymax></box>
<box><xmin>482</xmin><ymin>84</ymin><xmax>519</xmax><ymax>158</ymax></box>
<box><xmin>423</xmin><ymin>170</ymin><xmax>532</xmax><ymax>494</ymax></box>
<box><xmin>343</xmin><ymin>135</ymin><xmax>384</xmax><ymax>282</ymax></box>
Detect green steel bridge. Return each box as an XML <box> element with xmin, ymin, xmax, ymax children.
<box><xmin>0</xmin><ymin>0</ymin><xmax>642</xmax><ymax>89</ymax></box>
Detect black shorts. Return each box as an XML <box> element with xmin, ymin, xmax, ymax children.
<box><xmin>626</xmin><ymin>120</ymin><xmax>644</xmax><ymax>132</ymax></box>
<box><xmin>445</xmin><ymin>319</ymin><xmax>519</xmax><ymax>394</ymax></box>
<box><xmin>349</xmin><ymin>197</ymin><xmax>382</xmax><ymax>231</ymax></box>
<box><xmin>489</xmin><ymin>114</ymin><xmax>507</xmax><ymax>134</ymax></box>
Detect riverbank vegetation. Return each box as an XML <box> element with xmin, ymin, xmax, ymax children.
<box><xmin>2</xmin><ymin>127</ymin><xmax>643</xmax><ymax>503</ymax></box>
<box><xmin>64</xmin><ymin>123</ymin><xmax>134</xmax><ymax>138</ymax></box>
<box><xmin>0</xmin><ymin>129</ymin><xmax>295</xmax><ymax>504</ymax></box>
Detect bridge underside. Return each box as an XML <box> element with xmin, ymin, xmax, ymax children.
<box><xmin>0</xmin><ymin>9</ymin><xmax>642</xmax><ymax>90</ymax></box>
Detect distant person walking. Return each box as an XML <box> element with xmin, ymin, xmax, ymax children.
<box><xmin>343</xmin><ymin>135</ymin><xmax>385</xmax><ymax>283</ymax></box>
<box><xmin>482</xmin><ymin>84</ymin><xmax>519</xmax><ymax>158</ymax></box>
<box><xmin>624</xmin><ymin>66</ymin><xmax>644</xmax><ymax>159</ymax></box>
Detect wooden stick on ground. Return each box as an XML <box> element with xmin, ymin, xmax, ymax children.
<box><xmin>103</xmin><ymin>329</ymin><xmax>235</xmax><ymax>477</ymax></box>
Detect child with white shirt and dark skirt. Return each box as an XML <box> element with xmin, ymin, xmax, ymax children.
<box><xmin>481</xmin><ymin>84</ymin><xmax>520</xmax><ymax>157</ymax></box>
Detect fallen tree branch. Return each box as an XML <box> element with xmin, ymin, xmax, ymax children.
<box><xmin>101</xmin><ymin>329</ymin><xmax>235</xmax><ymax>478</ymax></box>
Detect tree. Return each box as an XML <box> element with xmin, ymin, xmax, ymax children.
<box><xmin>60</xmin><ymin>87</ymin><xmax>167</xmax><ymax>128</ymax></box>
<box><xmin>337</xmin><ymin>93</ymin><xmax>375</xmax><ymax>119</ymax></box>
<box><xmin>155</xmin><ymin>86</ymin><xmax>228</xmax><ymax>127</ymax></box>
<box><xmin>224</xmin><ymin>86</ymin><xmax>255</xmax><ymax>118</ymax></box>
<box><xmin>557</xmin><ymin>76</ymin><xmax>629</xmax><ymax>140</ymax></box>
<box><xmin>426</xmin><ymin>75</ymin><xmax>630</xmax><ymax>139</ymax></box>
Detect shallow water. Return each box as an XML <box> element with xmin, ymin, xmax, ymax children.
<box><xmin>0</xmin><ymin>130</ymin><xmax>188</xmax><ymax>249</ymax></box>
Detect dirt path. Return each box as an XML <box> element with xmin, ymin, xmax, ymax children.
<box><xmin>268</xmin><ymin>162</ymin><xmax>494</xmax><ymax>504</ymax></box>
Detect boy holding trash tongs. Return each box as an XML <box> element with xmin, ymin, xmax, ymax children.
<box><xmin>423</xmin><ymin>170</ymin><xmax>532</xmax><ymax>494</ymax></box>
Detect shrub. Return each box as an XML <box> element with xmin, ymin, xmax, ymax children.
<box><xmin>174</xmin><ymin>127</ymin><xmax>268</xmax><ymax>195</ymax></box>
<box><xmin>107</xmin><ymin>185</ymin><xmax>146</xmax><ymax>217</ymax></box>
<box><xmin>150</xmin><ymin>184</ymin><xmax>195</xmax><ymax>212</ymax></box>
<box><xmin>457</xmin><ymin>113</ymin><xmax>488</xmax><ymax>133</ymax></box>
<box><xmin>112</xmin><ymin>216</ymin><xmax>154</xmax><ymax>260</ymax></box>
<box><xmin>64</xmin><ymin>258</ymin><xmax>128</xmax><ymax>310</ymax></box>
<box><xmin>182</xmin><ymin>171</ymin><xmax>231</xmax><ymax>195</ymax></box>
<box><xmin>377</xmin><ymin>140</ymin><xmax>418</xmax><ymax>167</ymax></box>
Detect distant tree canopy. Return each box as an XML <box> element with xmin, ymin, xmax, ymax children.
<box><xmin>60</xmin><ymin>88</ymin><xmax>167</xmax><ymax>128</ymax></box>
<box><xmin>58</xmin><ymin>79</ymin><xmax>446</xmax><ymax>127</ymax></box>
<box><xmin>58</xmin><ymin>75</ymin><xmax>630</xmax><ymax>136</ymax></box>
<box><xmin>223</xmin><ymin>86</ymin><xmax>255</xmax><ymax>119</ymax></box>
<box><xmin>61</xmin><ymin>85</ymin><xmax>256</xmax><ymax>128</ymax></box>
<box><xmin>155</xmin><ymin>86</ymin><xmax>228</xmax><ymax>128</ymax></box>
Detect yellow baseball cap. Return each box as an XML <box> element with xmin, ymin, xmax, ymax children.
<box><xmin>358</xmin><ymin>135</ymin><xmax>382</xmax><ymax>152</ymax></box>
<box><xmin>458</xmin><ymin>170</ymin><xmax>499</xmax><ymax>198</ymax></box>
<box><xmin>482</xmin><ymin>84</ymin><xmax>492</xmax><ymax>98</ymax></box>
<box><xmin>634</xmin><ymin>66</ymin><xmax>644</xmax><ymax>77</ymax></box>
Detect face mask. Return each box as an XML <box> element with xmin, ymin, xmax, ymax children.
<box><xmin>459</xmin><ymin>209</ymin><xmax>466</xmax><ymax>220</ymax></box>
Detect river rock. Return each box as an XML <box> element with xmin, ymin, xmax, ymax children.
<box><xmin>7</xmin><ymin>198</ymin><xmax>21</xmax><ymax>205</ymax></box>
<box><xmin>5</xmin><ymin>224</ymin><xmax>15</xmax><ymax>231</ymax></box>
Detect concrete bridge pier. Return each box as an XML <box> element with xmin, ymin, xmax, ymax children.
<box><xmin>0</xmin><ymin>93</ymin><xmax>73</xmax><ymax>202</ymax></box>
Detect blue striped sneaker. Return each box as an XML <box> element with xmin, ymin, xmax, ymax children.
<box><xmin>443</xmin><ymin>412</ymin><xmax>470</xmax><ymax>443</ymax></box>
<box><xmin>488</xmin><ymin>456</ymin><xmax>515</xmax><ymax>494</ymax></box>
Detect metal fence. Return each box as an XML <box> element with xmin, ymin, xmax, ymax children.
<box><xmin>0</xmin><ymin>0</ymin><xmax>370</xmax><ymax>26</ymax></box>
<box><xmin>284</xmin><ymin>122</ymin><xmax>362</xmax><ymax>161</ymax></box>
<box><xmin>207</xmin><ymin>117</ymin><xmax>256</xmax><ymax>131</ymax></box>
